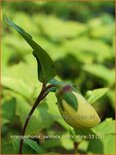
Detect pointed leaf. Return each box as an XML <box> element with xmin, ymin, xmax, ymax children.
<box><xmin>62</xmin><ymin>91</ymin><xmax>78</xmax><ymax>111</ymax></box>
<box><xmin>3</xmin><ymin>14</ymin><xmax>56</xmax><ymax>83</ymax></box>
<box><xmin>49</xmin><ymin>78</ymin><xmax>80</xmax><ymax>93</ymax></box>
<box><xmin>86</xmin><ymin>88</ymin><xmax>109</xmax><ymax>104</ymax></box>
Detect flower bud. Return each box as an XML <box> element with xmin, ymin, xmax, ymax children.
<box><xmin>56</xmin><ymin>85</ymin><xmax>101</xmax><ymax>129</ymax></box>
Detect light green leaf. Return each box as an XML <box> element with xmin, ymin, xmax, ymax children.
<box><xmin>86</xmin><ymin>88</ymin><xmax>109</xmax><ymax>104</ymax></box>
<box><xmin>34</xmin><ymin>14</ymin><xmax>86</xmax><ymax>40</ymax></box>
<box><xmin>3</xmin><ymin>14</ymin><xmax>56</xmax><ymax>83</ymax></box>
<box><xmin>92</xmin><ymin>118</ymin><xmax>115</xmax><ymax>135</ymax></box>
<box><xmin>64</xmin><ymin>37</ymin><xmax>111</xmax><ymax>63</ymax></box>
<box><xmin>88</xmin><ymin>119</ymin><xmax>115</xmax><ymax>154</ymax></box>
<box><xmin>83</xmin><ymin>64</ymin><xmax>114</xmax><ymax>85</ymax></box>
<box><xmin>60</xmin><ymin>133</ymin><xmax>74</xmax><ymax>150</ymax></box>
<box><xmin>78</xmin><ymin>140</ymin><xmax>88</xmax><ymax>154</ymax></box>
<box><xmin>15</xmin><ymin>94</ymin><xmax>57</xmax><ymax>134</ymax></box>
<box><xmin>2</xmin><ymin>118</ymin><xmax>10</xmax><ymax>125</ymax></box>
<box><xmin>90</xmin><ymin>118</ymin><xmax>115</xmax><ymax>154</ymax></box>
<box><xmin>103</xmin><ymin>134</ymin><xmax>115</xmax><ymax>154</ymax></box>
<box><xmin>15</xmin><ymin>96</ymin><xmax>45</xmax><ymax>134</ymax></box>
<box><xmin>88</xmin><ymin>134</ymin><xmax>115</xmax><ymax>154</ymax></box>
<box><xmin>1</xmin><ymin>76</ymin><xmax>33</xmax><ymax>101</ymax></box>
<box><xmin>2</xmin><ymin>53</ymin><xmax>40</xmax><ymax>88</ymax></box>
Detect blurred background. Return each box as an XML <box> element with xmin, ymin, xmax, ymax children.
<box><xmin>1</xmin><ymin>1</ymin><xmax>115</xmax><ymax>154</ymax></box>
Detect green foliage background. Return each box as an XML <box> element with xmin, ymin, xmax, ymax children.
<box><xmin>1</xmin><ymin>1</ymin><xmax>115</xmax><ymax>154</ymax></box>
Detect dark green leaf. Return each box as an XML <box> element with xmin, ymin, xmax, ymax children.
<box><xmin>49</xmin><ymin>78</ymin><xmax>68</xmax><ymax>88</ymax></box>
<box><xmin>3</xmin><ymin>14</ymin><xmax>56</xmax><ymax>83</ymax></box>
<box><xmin>2</xmin><ymin>143</ymin><xmax>15</xmax><ymax>154</ymax></box>
<box><xmin>49</xmin><ymin>79</ymin><xmax>78</xmax><ymax>111</ymax></box>
<box><xmin>62</xmin><ymin>91</ymin><xmax>78</xmax><ymax>111</ymax></box>
<box><xmin>12</xmin><ymin>138</ymin><xmax>45</xmax><ymax>154</ymax></box>
<box><xmin>2</xmin><ymin>97</ymin><xmax>16</xmax><ymax>121</ymax></box>
<box><xmin>88</xmin><ymin>139</ymin><xmax>104</xmax><ymax>154</ymax></box>
<box><xmin>89</xmin><ymin>118</ymin><xmax>115</xmax><ymax>154</ymax></box>
<box><xmin>49</xmin><ymin>78</ymin><xmax>80</xmax><ymax>93</ymax></box>
<box><xmin>24</xmin><ymin>139</ymin><xmax>45</xmax><ymax>154</ymax></box>
<box><xmin>88</xmin><ymin>135</ymin><xmax>115</xmax><ymax>154</ymax></box>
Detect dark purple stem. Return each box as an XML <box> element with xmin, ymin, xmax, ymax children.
<box><xmin>19</xmin><ymin>83</ymin><xmax>53</xmax><ymax>154</ymax></box>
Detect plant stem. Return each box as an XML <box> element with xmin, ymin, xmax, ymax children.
<box><xmin>19</xmin><ymin>83</ymin><xmax>48</xmax><ymax>154</ymax></box>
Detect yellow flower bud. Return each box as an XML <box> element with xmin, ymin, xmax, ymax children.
<box><xmin>56</xmin><ymin>86</ymin><xmax>101</xmax><ymax>129</ymax></box>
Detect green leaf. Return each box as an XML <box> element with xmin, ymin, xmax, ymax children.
<box><xmin>64</xmin><ymin>37</ymin><xmax>111</xmax><ymax>63</ymax></box>
<box><xmin>88</xmin><ymin>134</ymin><xmax>115</xmax><ymax>154</ymax></box>
<box><xmin>74</xmin><ymin>128</ymin><xmax>95</xmax><ymax>138</ymax></box>
<box><xmin>15</xmin><ymin>96</ymin><xmax>45</xmax><ymax>134</ymax></box>
<box><xmin>49</xmin><ymin>79</ymin><xmax>78</xmax><ymax>111</ymax></box>
<box><xmin>2</xmin><ymin>143</ymin><xmax>15</xmax><ymax>154</ymax></box>
<box><xmin>41</xmin><ymin>139</ymin><xmax>61</xmax><ymax>149</ymax></box>
<box><xmin>2</xmin><ymin>97</ymin><xmax>16</xmax><ymax>121</ymax></box>
<box><xmin>78</xmin><ymin>140</ymin><xmax>89</xmax><ymax>154</ymax></box>
<box><xmin>15</xmin><ymin>94</ymin><xmax>56</xmax><ymax>134</ymax></box>
<box><xmin>44</xmin><ymin>93</ymin><xmax>71</xmax><ymax>130</ymax></box>
<box><xmin>86</xmin><ymin>88</ymin><xmax>109</xmax><ymax>104</ymax></box>
<box><xmin>1</xmin><ymin>76</ymin><xmax>33</xmax><ymax>101</ymax></box>
<box><xmin>3</xmin><ymin>14</ymin><xmax>56</xmax><ymax>83</ymax></box>
<box><xmin>102</xmin><ymin>134</ymin><xmax>115</xmax><ymax>154</ymax></box>
<box><xmin>88</xmin><ymin>118</ymin><xmax>115</xmax><ymax>154</ymax></box>
<box><xmin>49</xmin><ymin>78</ymin><xmax>68</xmax><ymax>86</ymax></box>
<box><xmin>36</xmin><ymin>100</ymin><xmax>55</xmax><ymax>129</ymax></box>
<box><xmin>36</xmin><ymin>15</ymin><xmax>86</xmax><ymax>41</ymax></box>
<box><xmin>60</xmin><ymin>133</ymin><xmax>74</xmax><ymax>150</ymax></box>
<box><xmin>75</xmin><ymin>119</ymin><xmax>115</xmax><ymax>154</ymax></box>
<box><xmin>2</xmin><ymin>52</ymin><xmax>41</xmax><ymax>89</ymax></box>
<box><xmin>2</xmin><ymin>118</ymin><xmax>10</xmax><ymax>126</ymax></box>
<box><xmin>49</xmin><ymin>78</ymin><xmax>80</xmax><ymax>93</ymax></box>
<box><xmin>24</xmin><ymin>139</ymin><xmax>45</xmax><ymax>154</ymax></box>
<box><xmin>12</xmin><ymin>138</ymin><xmax>45</xmax><ymax>154</ymax></box>
<box><xmin>88</xmin><ymin>139</ymin><xmax>103</xmax><ymax>154</ymax></box>
<box><xmin>92</xmin><ymin>118</ymin><xmax>115</xmax><ymax>135</ymax></box>
<box><xmin>62</xmin><ymin>91</ymin><xmax>78</xmax><ymax>111</ymax></box>
<box><xmin>83</xmin><ymin>64</ymin><xmax>114</xmax><ymax>86</ymax></box>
